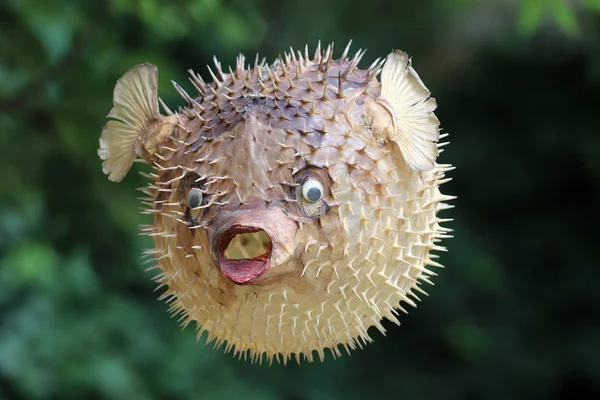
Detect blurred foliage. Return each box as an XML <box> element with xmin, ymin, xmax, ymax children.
<box><xmin>518</xmin><ymin>0</ymin><xmax>592</xmax><ymax>35</ymax></box>
<box><xmin>1</xmin><ymin>0</ymin><xmax>599</xmax><ymax>399</ymax></box>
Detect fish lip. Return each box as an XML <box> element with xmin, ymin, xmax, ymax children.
<box><xmin>216</xmin><ymin>224</ymin><xmax>272</xmax><ymax>285</ymax></box>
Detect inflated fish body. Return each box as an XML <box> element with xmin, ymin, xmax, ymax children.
<box><xmin>98</xmin><ymin>42</ymin><xmax>454</xmax><ymax>363</ymax></box>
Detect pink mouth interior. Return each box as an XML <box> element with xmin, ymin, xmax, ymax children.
<box><xmin>217</xmin><ymin>226</ymin><xmax>272</xmax><ymax>284</ymax></box>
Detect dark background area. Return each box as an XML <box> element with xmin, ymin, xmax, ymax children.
<box><xmin>1</xmin><ymin>0</ymin><xmax>599</xmax><ymax>399</ymax></box>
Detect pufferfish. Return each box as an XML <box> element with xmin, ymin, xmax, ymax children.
<box><xmin>98</xmin><ymin>41</ymin><xmax>454</xmax><ymax>364</ymax></box>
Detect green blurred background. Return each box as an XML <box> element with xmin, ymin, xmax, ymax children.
<box><xmin>1</xmin><ymin>0</ymin><xmax>599</xmax><ymax>399</ymax></box>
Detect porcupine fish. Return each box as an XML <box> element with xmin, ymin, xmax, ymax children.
<box><xmin>97</xmin><ymin>41</ymin><xmax>454</xmax><ymax>364</ymax></box>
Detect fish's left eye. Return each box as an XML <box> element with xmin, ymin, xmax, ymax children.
<box><xmin>187</xmin><ymin>187</ymin><xmax>203</xmax><ymax>209</ymax></box>
<box><xmin>302</xmin><ymin>179</ymin><xmax>323</xmax><ymax>202</ymax></box>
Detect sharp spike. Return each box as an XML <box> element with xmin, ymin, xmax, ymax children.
<box><xmin>365</xmin><ymin>58</ymin><xmax>384</xmax><ymax>83</ymax></box>
<box><xmin>236</xmin><ymin>54</ymin><xmax>246</xmax><ymax>76</ymax></box>
<box><xmin>188</xmin><ymin>69</ymin><xmax>208</xmax><ymax>94</ymax></box>
<box><xmin>281</xmin><ymin>61</ymin><xmax>290</xmax><ymax>77</ymax></box>
<box><xmin>254</xmin><ymin>53</ymin><xmax>260</xmax><ymax>69</ymax></box>
<box><xmin>322</xmin><ymin>81</ymin><xmax>330</xmax><ymax>101</ymax></box>
<box><xmin>193</xmin><ymin>109</ymin><xmax>207</xmax><ymax>123</ymax></box>
<box><xmin>206</xmin><ymin>65</ymin><xmax>222</xmax><ymax>88</ymax></box>
<box><xmin>342</xmin><ymin>48</ymin><xmax>367</xmax><ymax>80</ymax></box>
<box><xmin>322</xmin><ymin>44</ymin><xmax>331</xmax><ymax>67</ymax></box>
<box><xmin>209</xmin><ymin>85</ymin><xmax>219</xmax><ymax>97</ymax></box>
<box><xmin>319</xmin><ymin>42</ymin><xmax>334</xmax><ymax>72</ymax></box>
<box><xmin>228</xmin><ymin>66</ymin><xmax>239</xmax><ymax>84</ymax></box>
<box><xmin>158</xmin><ymin>97</ymin><xmax>173</xmax><ymax>115</ymax></box>
<box><xmin>268</xmin><ymin>66</ymin><xmax>281</xmax><ymax>84</ymax></box>
<box><xmin>320</xmin><ymin>57</ymin><xmax>330</xmax><ymax>83</ymax></box>
<box><xmin>304</xmin><ymin>44</ymin><xmax>310</xmax><ymax>66</ymax></box>
<box><xmin>341</xmin><ymin>39</ymin><xmax>353</xmax><ymax>61</ymax></box>
<box><xmin>212</xmin><ymin>55</ymin><xmax>224</xmax><ymax>79</ymax></box>
<box><xmin>314</xmin><ymin>40</ymin><xmax>322</xmax><ymax>63</ymax></box>
<box><xmin>367</xmin><ymin>56</ymin><xmax>382</xmax><ymax>73</ymax></box>
<box><xmin>188</xmin><ymin>77</ymin><xmax>204</xmax><ymax>95</ymax></box>
<box><xmin>190</xmin><ymin>97</ymin><xmax>206</xmax><ymax>112</ymax></box>
<box><xmin>350</xmin><ymin>48</ymin><xmax>366</xmax><ymax>69</ymax></box>
<box><xmin>172</xmin><ymin>81</ymin><xmax>193</xmax><ymax>104</ymax></box>
<box><xmin>288</xmin><ymin>76</ymin><xmax>297</xmax><ymax>90</ymax></box>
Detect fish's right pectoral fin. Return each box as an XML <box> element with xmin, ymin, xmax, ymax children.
<box><xmin>368</xmin><ymin>50</ymin><xmax>440</xmax><ymax>172</ymax></box>
<box><xmin>98</xmin><ymin>63</ymin><xmax>160</xmax><ymax>182</ymax></box>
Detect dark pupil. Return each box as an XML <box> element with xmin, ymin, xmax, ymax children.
<box><xmin>188</xmin><ymin>192</ymin><xmax>201</xmax><ymax>209</ymax></box>
<box><xmin>307</xmin><ymin>187</ymin><xmax>321</xmax><ymax>202</ymax></box>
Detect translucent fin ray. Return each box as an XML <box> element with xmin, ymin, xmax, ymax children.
<box><xmin>98</xmin><ymin>63</ymin><xmax>160</xmax><ymax>182</ymax></box>
<box><xmin>375</xmin><ymin>51</ymin><xmax>440</xmax><ymax>172</ymax></box>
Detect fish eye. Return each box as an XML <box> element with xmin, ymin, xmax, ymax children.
<box><xmin>302</xmin><ymin>179</ymin><xmax>323</xmax><ymax>202</ymax></box>
<box><xmin>187</xmin><ymin>187</ymin><xmax>203</xmax><ymax>209</ymax></box>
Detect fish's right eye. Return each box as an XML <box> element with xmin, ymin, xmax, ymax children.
<box><xmin>187</xmin><ymin>188</ymin><xmax>203</xmax><ymax>209</ymax></box>
<box><xmin>302</xmin><ymin>179</ymin><xmax>324</xmax><ymax>202</ymax></box>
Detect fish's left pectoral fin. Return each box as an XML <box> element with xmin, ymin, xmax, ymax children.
<box><xmin>98</xmin><ymin>63</ymin><xmax>160</xmax><ymax>182</ymax></box>
<box><xmin>368</xmin><ymin>50</ymin><xmax>440</xmax><ymax>172</ymax></box>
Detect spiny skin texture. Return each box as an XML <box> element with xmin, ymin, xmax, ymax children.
<box><xmin>99</xmin><ymin>42</ymin><xmax>454</xmax><ymax>364</ymax></box>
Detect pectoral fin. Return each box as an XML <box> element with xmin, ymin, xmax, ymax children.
<box><xmin>98</xmin><ymin>63</ymin><xmax>161</xmax><ymax>182</ymax></box>
<box><xmin>368</xmin><ymin>50</ymin><xmax>440</xmax><ymax>172</ymax></box>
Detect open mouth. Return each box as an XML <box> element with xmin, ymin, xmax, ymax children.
<box><xmin>217</xmin><ymin>225</ymin><xmax>272</xmax><ymax>284</ymax></box>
